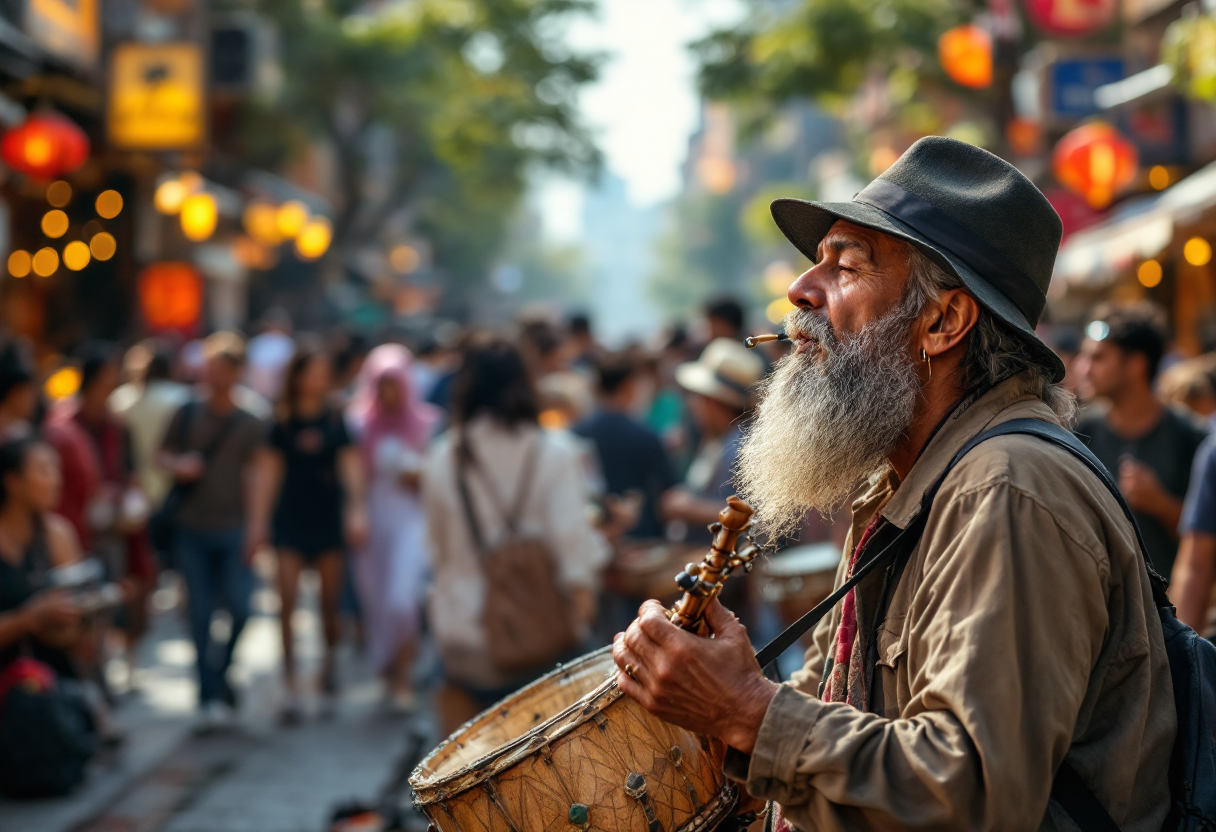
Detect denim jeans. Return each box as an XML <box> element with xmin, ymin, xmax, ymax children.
<box><xmin>174</xmin><ymin>526</ymin><xmax>253</xmax><ymax>705</ymax></box>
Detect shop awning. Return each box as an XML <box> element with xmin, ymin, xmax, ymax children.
<box><xmin>1051</xmin><ymin>159</ymin><xmax>1216</xmax><ymax>291</ymax></box>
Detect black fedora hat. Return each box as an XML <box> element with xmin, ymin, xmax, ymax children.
<box><xmin>771</xmin><ymin>136</ymin><xmax>1066</xmax><ymax>383</ymax></box>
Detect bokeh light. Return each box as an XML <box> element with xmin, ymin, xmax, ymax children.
<box><xmin>154</xmin><ymin>179</ymin><xmax>188</xmax><ymax>214</ymax></box>
<box><xmin>243</xmin><ymin>203</ymin><xmax>283</xmax><ymax>246</ymax></box>
<box><xmin>7</xmin><ymin>250</ymin><xmax>30</xmax><ymax>277</ymax></box>
<box><xmin>275</xmin><ymin>201</ymin><xmax>309</xmax><ymax>239</ymax></box>
<box><xmin>294</xmin><ymin>217</ymin><xmax>332</xmax><ymax>260</ymax></box>
<box><xmin>44</xmin><ymin>367</ymin><xmax>81</xmax><ymax>401</ymax></box>
<box><xmin>63</xmin><ymin>240</ymin><xmax>91</xmax><ymax>271</ymax></box>
<box><xmin>41</xmin><ymin>209</ymin><xmax>69</xmax><ymax>238</ymax></box>
<box><xmin>95</xmin><ymin>189</ymin><xmax>123</xmax><ymax>219</ymax></box>
<box><xmin>1148</xmin><ymin>165</ymin><xmax>1170</xmax><ymax>191</ymax></box>
<box><xmin>765</xmin><ymin>296</ymin><xmax>796</xmax><ymax>324</ymax></box>
<box><xmin>32</xmin><ymin>247</ymin><xmax>59</xmax><ymax>277</ymax></box>
<box><xmin>46</xmin><ymin>180</ymin><xmax>72</xmax><ymax>207</ymax></box>
<box><xmin>390</xmin><ymin>244</ymin><xmax>421</xmax><ymax>274</ymax></box>
<box><xmin>1184</xmin><ymin>237</ymin><xmax>1212</xmax><ymax>267</ymax></box>
<box><xmin>1137</xmin><ymin>259</ymin><xmax>1163</xmax><ymax>288</ymax></box>
<box><xmin>90</xmin><ymin>232</ymin><xmax>117</xmax><ymax>261</ymax></box>
<box><xmin>180</xmin><ymin>192</ymin><xmax>218</xmax><ymax>241</ymax></box>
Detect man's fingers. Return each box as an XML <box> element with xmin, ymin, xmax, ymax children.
<box><xmin>637</xmin><ymin>600</ymin><xmax>679</xmax><ymax>644</ymax></box>
<box><xmin>703</xmin><ymin>598</ymin><xmax>743</xmax><ymax>638</ymax></box>
<box><xmin>615</xmin><ymin>669</ymin><xmax>657</xmax><ymax>712</ymax></box>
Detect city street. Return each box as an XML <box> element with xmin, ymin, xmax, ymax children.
<box><xmin>0</xmin><ymin>572</ymin><xmax>430</xmax><ymax>832</ymax></box>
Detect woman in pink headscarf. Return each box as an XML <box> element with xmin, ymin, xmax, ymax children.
<box><xmin>347</xmin><ymin>344</ymin><xmax>439</xmax><ymax>708</ymax></box>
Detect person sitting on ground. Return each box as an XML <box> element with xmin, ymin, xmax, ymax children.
<box><xmin>1076</xmin><ymin>302</ymin><xmax>1208</xmax><ymax>578</ymax></box>
<box><xmin>0</xmin><ymin>438</ymin><xmax>85</xmax><ymax>681</ymax></box>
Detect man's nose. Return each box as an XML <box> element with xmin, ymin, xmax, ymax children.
<box><xmin>788</xmin><ymin>266</ymin><xmax>827</xmax><ymax>310</ymax></box>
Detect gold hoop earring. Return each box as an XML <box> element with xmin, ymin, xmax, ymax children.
<box><xmin>921</xmin><ymin>348</ymin><xmax>932</xmax><ymax>378</ymax></box>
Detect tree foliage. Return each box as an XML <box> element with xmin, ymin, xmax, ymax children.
<box><xmin>220</xmin><ymin>0</ymin><xmax>601</xmax><ymax>295</ymax></box>
<box><xmin>694</xmin><ymin>0</ymin><xmax>984</xmax><ymax>135</ymax></box>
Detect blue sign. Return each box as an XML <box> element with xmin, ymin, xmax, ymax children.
<box><xmin>1050</xmin><ymin>57</ymin><xmax>1125</xmax><ymax>118</ymax></box>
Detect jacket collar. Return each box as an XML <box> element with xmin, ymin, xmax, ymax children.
<box><xmin>870</xmin><ymin>373</ymin><xmax>1062</xmax><ymax>530</ymax></box>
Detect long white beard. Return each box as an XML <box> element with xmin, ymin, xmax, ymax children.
<box><xmin>735</xmin><ymin>305</ymin><xmax>923</xmax><ymax>542</ymax></box>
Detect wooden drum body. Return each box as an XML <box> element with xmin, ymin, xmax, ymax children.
<box><xmin>760</xmin><ymin>542</ymin><xmax>841</xmax><ymax>628</ymax></box>
<box><xmin>411</xmin><ymin>648</ymin><xmax>737</xmax><ymax>832</ymax></box>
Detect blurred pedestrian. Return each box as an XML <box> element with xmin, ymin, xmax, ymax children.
<box><xmin>157</xmin><ymin>333</ymin><xmax>267</xmax><ymax>729</ymax></box>
<box><xmin>47</xmin><ymin>344</ymin><xmax>155</xmax><ymax>684</ymax></box>
<box><xmin>423</xmin><ymin>333</ymin><xmax>607</xmax><ymax>736</ymax></box>
<box><xmin>0</xmin><ymin>338</ymin><xmax>38</xmax><ymax>441</ymax></box>
<box><xmin>109</xmin><ymin>340</ymin><xmax>191</xmax><ymax>519</ymax></box>
<box><xmin>249</xmin><ymin>342</ymin><xmax>367</xmax><ymax>724</ymax></box>
<box><xmin>574</xmin><ymin>350</ymin><xmax>677</xmax><ymax>540</ymax></box>
<box><xmin>1076</xmin><ymin>303</ymin><xmax>1207</xmax><ymax>578</ymax></box>
<box><xmin>1171</xmin><ymin>431</ymin><xmax>1216</xmax><ymax>633</ymax></box>
<box><xmin>661</xmin><ymin>338</ymin><xmax>764</xmax><ymax>540</ymax></box>
<box><xmin>1158</xmin><ymin>355</ymin><xmax>1216</xmax><ymax>426</ymax></box>
<box><xmin>246</xmin><ymin>308</ymin><xmax>295</xmax><ymax>402</ymax></box>
<box><xmin>348</xmin><ymin>344</ymin><xmax>437</xmax><ymax>710</ymax></box>
<box><xmin>567</xmin><ymin>312</ymin><xmax>599</xmax><ymax>372</ymax></box>
<box><xmin>704</xmin><ymin>296</ymin><xmax>746</xmax><ymax>343</ymax></box>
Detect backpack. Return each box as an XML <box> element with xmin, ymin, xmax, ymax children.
<box><xmin>0</xmin><ymin>658</ymin><xmax>97</xmax><ymax>798</ymax></box>
<box><xmin>755</xmin><ymin>418</ymin><xmax>1216</xmax><ymax>832</ymax></box>
<box><xmin>454</xmin><ymin>435</ymin><xmax>582</xmax><ymax>676</ymax></box>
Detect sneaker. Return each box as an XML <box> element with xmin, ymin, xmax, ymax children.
<box><xmin>197</xmin><ymin>700</ymin><xmax>234</xmax><ymax>733</ymax></box>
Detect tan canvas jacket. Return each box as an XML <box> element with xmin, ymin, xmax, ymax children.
<box><xmin>726</xmin><ymin>374</ymin><xmax>1175</xmax><ymax>831</ymax></box>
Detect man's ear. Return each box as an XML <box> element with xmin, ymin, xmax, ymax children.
<box><xmin>922</xmin><ymin>289</ymin><xmax>979</xmax><ymax>359</ymax></box>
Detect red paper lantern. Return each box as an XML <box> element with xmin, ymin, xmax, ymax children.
<box><xmin>0</xmin><ymin>113</ymin><xmax>89</xmax><ymax>181</ymax></box>
<box><xmin>1052</xmin><ymin>122</ymin><xmax>1138</xmax><ymax>210</ymax></box>
<box><xmin>139</xmin><ymin>262</ymin><xmax>203</xmax><ymax>333</ymax></box>
<box><xmin>1023</xmin><ymin>0</ymin><xmax>1116</xmax><ymax>37</ymax></box>
<box><xmin>938</xmin><ymin>24</ymin><xmax>993</xmax><ymax>89</ymax></box>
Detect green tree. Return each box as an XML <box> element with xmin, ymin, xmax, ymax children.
<box><xmin>222</xmin><ymin>0</ymin><xmax>601</xmax><ymax>299</ymax></box>
<box><xmin>693</xmin><ymin>0</ymin><xmax>1005</xmax><ymax>148</ymax></box>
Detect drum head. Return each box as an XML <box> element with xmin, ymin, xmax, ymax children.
<box><xmin>763</xmin><ymin>542</ymin><xmax>840</xmax><ymax>577</ymax></box>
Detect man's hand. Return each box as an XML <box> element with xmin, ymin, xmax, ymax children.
<box><xmin>1119</xmin><ymin>456</ymin><xmax>1180</xmax><ymax>526</ymax></box>
<box><xmin>612</xmin><ymin>599</ymin><xmax>777</xmax><ymax>755</ymax></box>
<box><xmin>171</xmin><ymin>452</ymin><xmax>205</xmax><ymax>484</ymax></box>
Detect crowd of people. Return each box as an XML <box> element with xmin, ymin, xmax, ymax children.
<box><xmin>2</xmin><ymin>290</ymin><xmax>1216</xmax><ymax>797</ymax></box>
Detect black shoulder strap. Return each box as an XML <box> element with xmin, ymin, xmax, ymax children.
<box><xmin>754</xmin><ymin>417</ymin><xmax>1156</xmax><ymax>832</ymax></box>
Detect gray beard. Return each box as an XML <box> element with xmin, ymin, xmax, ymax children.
<box><xmin>735</xmin><ymin>305</ymin><xmax>923</xmax><ymax>542</ymax></box>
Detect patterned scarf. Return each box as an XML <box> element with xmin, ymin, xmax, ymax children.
<box><xmin>773</xmin><ymin>517</ymin><xmax>881</xmax><ymax>832</ymax></box>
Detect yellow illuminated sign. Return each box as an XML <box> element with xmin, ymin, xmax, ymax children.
<box><xmin>108</xmin><ymin>43</ymin><xmax>205</xmax><ymax>150</ymax></box>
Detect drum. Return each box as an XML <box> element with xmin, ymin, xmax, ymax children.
<box><xmin>605</xmin><ymin>540</ymin><xmax>703</xmax><ymax>604</ymax></box>
<box><xmin>760</xmin><ymin>542</ymin><xmax>841</xmax><ymax>627</ymax></box>
<box><xmin>411</xmin><ymin>647</ymin><xmax>737</xmax><ymax>832</ymax></box>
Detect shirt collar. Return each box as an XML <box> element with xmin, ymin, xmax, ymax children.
<box><xmin>878</xmin><ymin>373</ymin><xmax>1062</xmax><ymax>529</ymax></box>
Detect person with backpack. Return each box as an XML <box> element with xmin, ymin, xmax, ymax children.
<box><xmin>422</xmin><ymin>333</ymin><xmax>608</xmax><ymax>737</ymax></box>
<box><xmin>611</xmin><ymin>138</ymin><xmax>1199</xmax><ymax>831</ymax></box>
<box><xmin>156</xmin><ymin>333</ymin><xmax>267</xmax><ymax>730</ymax></box>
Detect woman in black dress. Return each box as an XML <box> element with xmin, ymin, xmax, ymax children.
<box><xmin>249</xmin><ymin>344</ymin><xmax>367</xmax><ymax>723</ymax></box>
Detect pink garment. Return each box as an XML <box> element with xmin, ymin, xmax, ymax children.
<box><xmin>347</xmin><ymin>344</ymin><xmax>439</xmax><ymax>461</ymax></box>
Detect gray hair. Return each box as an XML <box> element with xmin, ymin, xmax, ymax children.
<box><xmin>904</xmin><ymin>244</ymin><xmax>1077</xmax><ymax>428</ymax></box>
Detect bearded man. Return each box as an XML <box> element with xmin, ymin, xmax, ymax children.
<box><xmin>612</xmin><ymin>137</ymin><xmax>1175</xmax><ymax>831</ymax></box>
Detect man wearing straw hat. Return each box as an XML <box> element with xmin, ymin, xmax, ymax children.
<box><xmin>612</xmin><ymin>137</ymin><xmax>1174</xmax><ymax>831</ymax></box>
